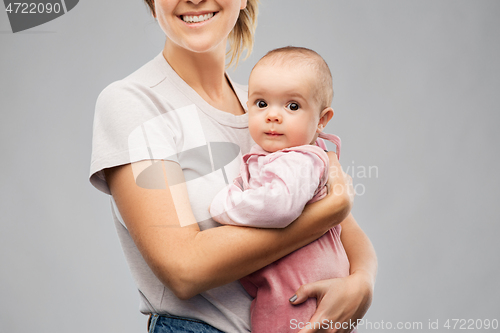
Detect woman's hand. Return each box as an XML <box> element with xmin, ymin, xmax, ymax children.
<box><xmin>325</xmin><ymin>151</ymin><xmax>354</xmax><ymax>218</ymax></box>
<box><xmin>290</xmin><ymin>272</ymin><xmax>374</xmax><ymax>333</ymax></box>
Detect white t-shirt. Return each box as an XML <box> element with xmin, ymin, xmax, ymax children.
<box><xmin>89</xmin><ymin>53</ymin><xmax>255</xmax><ymax>332</ymax></box>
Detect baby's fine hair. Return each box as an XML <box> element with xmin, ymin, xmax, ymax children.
<box><xmin>254</xmin><ymin>46</ymin><xmax>334</xmax><ymax>110</ymax></box>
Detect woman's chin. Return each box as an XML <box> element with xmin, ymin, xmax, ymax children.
<box><xmin>176</xmin><ymin>36</ymin><xmax>226</xmax><ymax>55</ymax></box>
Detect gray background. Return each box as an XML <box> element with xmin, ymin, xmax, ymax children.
<box><xmin>1</xmin><ymin>0</ymin><xmax>499</xmax><ymax>332</ymax></box>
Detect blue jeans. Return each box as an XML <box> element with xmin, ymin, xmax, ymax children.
<box><xmin>148</xmin><ymin>313</ymin><xmax>225</xmax><ymax>333</ymax></box>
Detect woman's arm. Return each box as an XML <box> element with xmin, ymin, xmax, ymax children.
<box><xmin>105</xmin><ymin>152</ymin><xmax>352</xmax><ymax>300</ymax></box>
<box><xmin>340</xmin><ymin>213</ymin><xmax>377</xmax><ymax>291</ymax></box>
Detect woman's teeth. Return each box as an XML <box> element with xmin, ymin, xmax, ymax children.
<box><xmin>182</xmin><ymin>13</ymin><xmax>214</xmax><ymax>23</ymax></box>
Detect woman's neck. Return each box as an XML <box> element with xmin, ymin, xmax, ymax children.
<box><xmin>163</xmin><ymin>39</ymin><xmax>243</xmax><ymax>115</ymax></box>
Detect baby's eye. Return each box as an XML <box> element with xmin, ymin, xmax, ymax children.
<box><xmin>256</xmin><ymin>100</ymin><xmax>268</xmax><ymax>108</ymax></box>
<box><xmin>286</xmin><ymin>102</ymin><xmax>300</xmax><ymax>111</ymax></box>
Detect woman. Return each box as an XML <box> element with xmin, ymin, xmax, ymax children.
<box><xmin>89</xmin><ymin>0</ymin><xmax>377</xmax><ymax>332</ymax></box>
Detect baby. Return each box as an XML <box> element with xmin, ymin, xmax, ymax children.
<box><xmin>210</xmin><ymin>47</ymin><xmax>352</xmax><ymax>333</ymax></box>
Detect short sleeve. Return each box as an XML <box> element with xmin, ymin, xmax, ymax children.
<box><xmin>89</xmin><ymin>80</ymin><xmax>178</xmax><ymax>194</ymax></box>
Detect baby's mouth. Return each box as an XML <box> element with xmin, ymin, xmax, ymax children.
<box><xmin>180</xmin><ymin>12</ymin><xmax>216</xmax><ymax>24</ymax></box>
<box><xmin>265</xmin><ymin>132</ymin><xmax>283</xmax><ymax>136</ymax></box>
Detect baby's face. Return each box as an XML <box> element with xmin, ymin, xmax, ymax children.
<box><xmin>247</xmin><ymin>63</ymin><xmax>322</xmax><ymax>153</ymax></box>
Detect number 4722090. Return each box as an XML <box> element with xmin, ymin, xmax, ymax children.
<box><xmin>444</xmin><ymin>319</ymin><xmax>498</xmax><ymax>330</ymax></box>
<box><xmin>5</xmin><ymin>2</ymin><xmax>62</xmax><ymax>14</ymax></box>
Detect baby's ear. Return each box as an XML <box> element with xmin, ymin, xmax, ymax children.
<box><xmin>317</xmin><ymin>107</ymin><xmax>334</xmax><ymax>132</ymax></box>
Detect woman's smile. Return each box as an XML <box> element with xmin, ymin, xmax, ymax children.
<box><xmin>180</xmin><ymin>12</ymin><xmax>217</xmax><ymax>25</ymax></box>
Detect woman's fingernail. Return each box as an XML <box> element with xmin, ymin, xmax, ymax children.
<box><xmin>289</xmin><ymin>295</ymin><xmax>297</xmax><ymax>303</ymax></box>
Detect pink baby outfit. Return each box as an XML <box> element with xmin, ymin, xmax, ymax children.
<box><xmin>210</xmin><ymin>134</ymin><xmax>355</xmax><ymax>333</ymax></box>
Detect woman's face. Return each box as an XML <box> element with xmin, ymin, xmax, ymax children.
<box><xmin>154</xmin><ymin>0</ymin><xmax>247</xmax><ymax>54</ymax></box>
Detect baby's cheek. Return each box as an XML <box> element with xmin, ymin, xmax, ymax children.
<box><xmin>248</xmin><ymin>117</ymin><xmax>261</xmax><ymax>144</ymax></box>
<box><xmin>292</xmin><ymin>127</ymin><xmax>314</xmax><ymax>146</ymax></box>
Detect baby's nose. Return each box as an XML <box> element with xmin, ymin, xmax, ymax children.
<box><xmin>266</xmin><ymin>109</ymin><xmax>282</xmax><ymax>123</ymax></box>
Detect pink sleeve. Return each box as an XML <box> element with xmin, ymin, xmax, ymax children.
<box><xmin>209</xmin><ymin>152</ymin><xmax>324</xmax><ymax>228</ymax></box>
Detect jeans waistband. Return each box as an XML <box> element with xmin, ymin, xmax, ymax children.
<box><xmin>148</xmin><ymin>313</ymin><xmax>225</xmax><ymax>333</ymax></box>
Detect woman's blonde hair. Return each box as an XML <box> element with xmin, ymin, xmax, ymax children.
<box><xmin>143</xmin><ymin>0</ymin><xmax>259</xmax><ymax>67</ymax></box>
